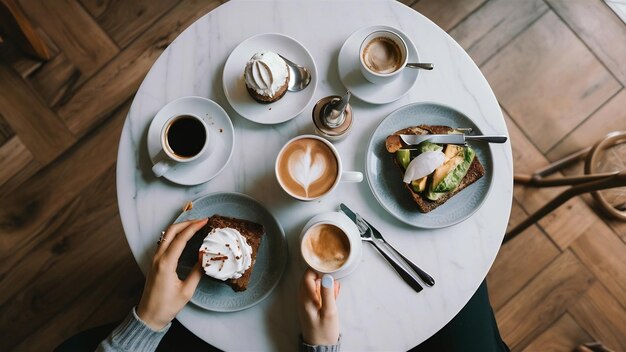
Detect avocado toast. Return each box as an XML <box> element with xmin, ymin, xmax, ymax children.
<box><xmin>385</xmin><ymin>125</ymin><xmax>485</xmax><ymax>213</ymax></box>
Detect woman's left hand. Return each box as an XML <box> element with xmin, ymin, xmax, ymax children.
<box><xmin>136</xmin><ymin>219</ymin><xmax>208</xmax><ymax>330</ymax></box>
<box><xmin>298</xmin><ymin>269</ymin><xmax>341</xmax><ymax>345</ymax></box>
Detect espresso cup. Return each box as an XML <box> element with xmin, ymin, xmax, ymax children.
<box><xmin>152</xmin><ymin>113</ymin><xmax>210</xmax><ymax>177</ymax></box>
<box><xmin>359</xmin><ymin>29</ymin><xmax>408</xmax><ymax>85</ymax></box>
<box><xmin>300</xmin><ymin>212</ymin><xmax>362</xmax><ymax>278</ymax></box>
<box><xmin>275</xmin><ymin>135</ymin><xmax>363</xmax><ymax>201</ymax></box>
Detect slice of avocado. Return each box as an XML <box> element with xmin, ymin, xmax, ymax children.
<box><xmin>417</xmin><ymin>141</ymin><xmax>443</xmax><ymax>153</ymax></box>
<box><xmin>425</xmin><ymin>188</ymin><xmax>445</xmax><ymax>201</ymax></box>
<box><xmin>396</xmin><ymin>149</ymin><xmax>411</xmax><ymax>170</ymax></box>
<box><xmin>430</xmin><ymin>146</ymin><xmax>464</xmax><ymax>192</ymax></box>
<box><xmin>432</xmin><ymin>146</ymin><xmax>476</xmax><ymax>193</ymax></box>
<box><xmin>411</xmin><ymin>176</ymin><xmax>427</xmax><ymax>192</ymax></box>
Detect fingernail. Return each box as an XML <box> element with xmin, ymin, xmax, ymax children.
<box><xmin>322</xmin><ymin>274</ymin><xmax>334</xmax><ymax>288</ymax></box>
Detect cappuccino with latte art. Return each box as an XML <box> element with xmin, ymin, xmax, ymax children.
<box><xmin>276</xmin><ymin>135</ymin><xmax>363</xmax><ymax>201</ymax></box>
<box><xmin>276</xmin><ymin>138</ymin><xmax>338</xmax><ymax>199</ymax></box>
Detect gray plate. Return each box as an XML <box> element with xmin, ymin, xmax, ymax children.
<box><xmin>175</xmin><ymin>192</ymin><xmax>288</xmax><ymax>312</ymax></box>
<box><xmin>366</xmin><ymin>102</ymin><xmax>493</xmax><ymax>228</ymax></box>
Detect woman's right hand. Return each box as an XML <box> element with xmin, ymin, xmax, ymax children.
<box><xmin>298</xmin><ymin>268</ymin><xmax>341</xmax><ymax>345</ymax></box>
<box><xmin>136</xmin><ymin>219</ymin><xmax>208</xmax><ymax>330</ymax></box>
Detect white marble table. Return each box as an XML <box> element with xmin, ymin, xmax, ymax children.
<box><xmin>116</xmin><ymin>0</ymin><xmax>513</xmax><ymax>350</ymax></box>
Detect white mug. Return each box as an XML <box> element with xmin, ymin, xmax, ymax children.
<box><xmin>275</xmin><ymin>134</ymin><xmax>363</xmax><ymax>201</ymax></box>
<box><xmin>152</xmin><ymin>113</ymin><xmax>210</xmax><ymax>177</ymax></box>
<box><xmin>300</xmin><ymin>212</ymin><xmax>362</xmax><ymax>278</ymax></box>
<box><xmin>359</xmin><ymin>29</ymin><xmax>408</xmax><ymax>85</ymax></box>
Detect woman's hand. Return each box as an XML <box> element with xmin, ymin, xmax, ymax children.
<box><xmin>298</xmin><ymin>268</ymin><xmax>341</xmax><ymax>345</ymax></box>
<box><xmin>136</xmin><ymin>219</ymin><xmax>208</xmax><ymax>330</ymax></box>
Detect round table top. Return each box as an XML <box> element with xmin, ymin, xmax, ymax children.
<box><xmin>116</xmin><ymin>0</ymin><xmax>513</xmax><ymax>350</ymax></box>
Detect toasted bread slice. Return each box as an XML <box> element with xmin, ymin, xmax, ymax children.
<box><xmin>196</xmin><ymin>215</ymin><xmax>264</xmax><ymax>292</ymax></box>
<box><xmin>387</xmin><ymin>125</ymin><xmax>485</xmax><ymax>213</ymax></box>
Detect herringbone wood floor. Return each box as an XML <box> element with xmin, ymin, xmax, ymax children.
<box><xmin>1</xmin><ymin>0</ymin><xmax>625</xmax><ymax>351</ymax></box>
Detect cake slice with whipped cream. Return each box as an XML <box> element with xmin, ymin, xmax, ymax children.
<box><xmin>244</xmin><ymin>51</ymin><xmax>290</xmax><ymax>103</ymax></box>
<box><xmin>197</xmin><ymin>215</ymin><xmax>264</xmax><ymax>292</ymax></box>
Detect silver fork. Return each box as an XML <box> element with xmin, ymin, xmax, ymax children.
<box><xmin>363</xmin><ymin>218</ymin><xmax>435</xmax><ymax>286</ymax></box>
<box><xmin>355</xmin><ymin>214</ymin><xmax>423</xmax><ymax>293</ymax></box>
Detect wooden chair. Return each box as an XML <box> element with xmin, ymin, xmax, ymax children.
<box><xmin>505</xmin><ymin>131</ymin><xmax>626</xmax><ymax>243</ymax></box>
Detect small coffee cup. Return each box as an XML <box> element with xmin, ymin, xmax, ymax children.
<box><xmin>275</xmin><ymin>135</ymin><xmax>363</xmax><ymax>201</ymax></box>
<box><xmin>359</xmin><ymin>29</ymin><xmax>408</xmax><ymax>85</ymax></box>
<box><xmin>300</xmin><ymin>212</ymin><xmax>362</xmax><ymax>278</ymax></box>
<box><xmin>152</xmin><ymin>113</ymin><xmax>210</xmax><ymax>177</ymax></box>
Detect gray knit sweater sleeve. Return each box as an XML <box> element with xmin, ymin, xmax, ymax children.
<box><xmin>96</xmin><ymin>307</ymin><xmax>170</xmax><ymax>352</ymax></box>
<box><xmin>299</xmin><ymin>335</ymin><xmax>341</xmax><ymax>352</ymax></box>
<box><xmin>97</xmin><ymin>308</ymin><xmax>340</xmax><ymax>352</ymax></box>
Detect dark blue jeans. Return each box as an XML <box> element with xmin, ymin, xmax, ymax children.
<box><xmin>56</xmin><ymin>280</ymin><xmax>509</xmax><ymax>352</ymax></box>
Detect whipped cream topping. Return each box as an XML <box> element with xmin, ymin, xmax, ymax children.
<box><xmin>199</xmin><ymin>227</ymin><xmax>253</xmax><ymax>280</ymax></box>
<box><xmin>244</xmin><ymin>51</ymin><xmax>288</xmax><ymax>97</ymax></box>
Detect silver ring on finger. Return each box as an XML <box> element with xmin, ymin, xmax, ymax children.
<box><xmin>158</xmin><ymin>231</ymin><xmax>166</xmax><ymax>245</ymax></box>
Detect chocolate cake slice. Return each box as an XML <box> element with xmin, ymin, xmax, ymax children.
<box><xmin>196</xmin><ymin>214</ymin><xmax>264</xmax><ymax>292</ymax></box>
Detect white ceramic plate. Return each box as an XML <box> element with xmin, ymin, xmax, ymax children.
<box><xmin>223</xmin><ymin>33</ymin><xmax>317</xmax><ymax>124</ymax></box>
<box><xmin>147</xmin><ymin>96</ymin><xmax>234</xmax><ymax>186</ymax></box>
<box><xmin>175</xmin><ymin>192</ymin><xmax>288</xmax><ymax>312</ymax></box>
<box><xmin>366</xmin><ymin>102</ymin><xmax>494</xmax><ymax>228</ymax></box>
<box><xmin>338</xmin><ymin>25</ymin><xmax>419</xmax><ymax>105</ymax></box>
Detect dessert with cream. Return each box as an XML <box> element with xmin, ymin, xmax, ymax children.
<box><xmin>196</xmin><ymin>214</ymin><xmax>264</xmax><ymax>292</ymax></box>
<box><xmin>199</xmin><ymin>227</ymin><xmax>252</xmax><ymax>280</ymax></box>
<box><xmin>244</xmin><ymin>51</ymin><xmax>290</xmax><ymax>103</ymax></box>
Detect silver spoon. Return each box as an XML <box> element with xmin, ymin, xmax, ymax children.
<box><xmin>278</xmin><ymin>54</ymin><xmax>311</xmax><ymax>92</ymax></box>
<box><xmin>406</xmin><ymin>62</ymin><xmax>434</xmax><ymax>70</ymax></box>
<box><xmin>321</xmin><ymin>90</ymin><xmax>351</xmax><ymax>128</ymax></box>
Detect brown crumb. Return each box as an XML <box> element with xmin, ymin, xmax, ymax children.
<box><xmin>182</xmin><ymin>201</ymin><xmax>193</xmax><ymax>212</ymax></box>
<box><xmin>211</xmin><ymin>255</ymin><xmax>228</xmax><ymax>261</ymax></box>
<box><xmin>219</xmin><ymin>128</ymin><xmax>223</xmax><ymax>133</ymax></box>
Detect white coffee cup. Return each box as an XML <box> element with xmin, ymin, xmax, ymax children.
<box><xmin>275</xmin><ymin>134</ymin><xmax>363</xmax><ymax>201</ymax></box>
<box><xmin>359</xmin><ymin>29</ymin><xmax>408</xmax><ymax>85</ymax></box>
<box><xmin>152</xmin><ymin>113</ymin><xmax>210</xmax><ymax>177</ymax></box>
<box><xmin>300</xmin><ymin>212</ymin><xmax>362</xmax><ymax>278</ymax></box>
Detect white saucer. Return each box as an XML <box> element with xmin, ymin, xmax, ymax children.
<box><xmin>147</xmin><ymin>96</ymin><xmax>234</xmax><ymax>186</ymax></box>
<box><xmin>338</xmin><ymin>25</ymin><xmax>419</xmax><ymax>105</ymax></box>
<box><xmin>223</xmin><ymin>33</ymin><xmax>318</xmax><ymax>124</ymax></box>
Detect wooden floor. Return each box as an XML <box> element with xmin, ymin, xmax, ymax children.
<box><xmin>0</xmin><ymin>0</ymin><xmax>625</xmax><ymax>351</ymax></box>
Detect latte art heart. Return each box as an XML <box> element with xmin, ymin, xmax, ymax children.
<box><xmin>277</xmin><ymin>138</ymin><xmax>339</xmax><ymax>199</ymax></box>
<box><xmin>288</xmin><ymin>146</ymin><xmax>326</xmax><ymax>197</ymax></box>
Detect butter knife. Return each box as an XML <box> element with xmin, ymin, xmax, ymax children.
<box><xmin>400</xmin><ymin>134</ymin><xmax>507</xmax><ymax>146</ymax></box>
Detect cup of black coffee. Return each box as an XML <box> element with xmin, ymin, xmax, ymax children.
<box><xmin>152</xmin><ymin>114</ymin><xmax>209</xmax><ymax>177</ymax></box>
<box><xmin>359</xmin><ymin>29</ymin><xmax>408</xmax><ymax>85</ymax></box>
